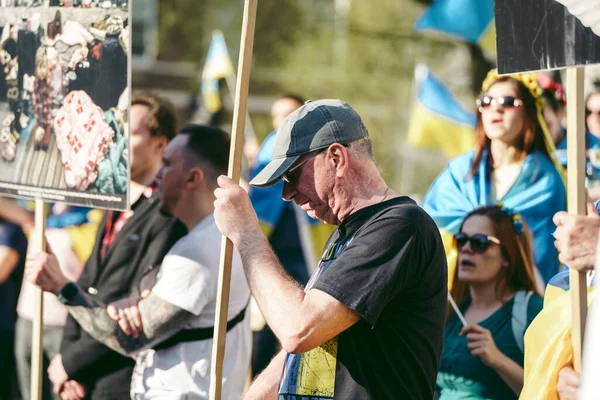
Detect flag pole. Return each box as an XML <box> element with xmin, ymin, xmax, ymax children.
<box><xmin>30</xmin><ymin>200</ymin><xmax>48</xmax><ymax>400</ymax></box>
<box><xmin>224</xmin><ymin>74</ymin><xmax>260</xmax><ymax>165</ymax></box>
<box><xmin>566</xmin><ymin>66</ymin><xmax>588</xmax><ymax>372</ymax></box>
<box><xmin>210</xmin><ymin>1</ymin><xmax>258</xmax><ymax>399</ymax></box>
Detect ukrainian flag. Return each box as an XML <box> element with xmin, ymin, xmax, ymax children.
<box><xmin>414</xmin><ymin>0</ymin><xmax>496</xmax><ymax>56</ymax></box>
<box><xmin>407</xmin><ymin>64</ymin><xmax>476</xmax><ymax>158</ymax></box>
<box><xmin>519</xmin><ymin>271</ymin><xmax>594</xmax><ymax>400</ymax></box>
<box><xmin>201</xmin><ymin>30</ymin><xmax>235</xmax><ymax>114</ymax></box>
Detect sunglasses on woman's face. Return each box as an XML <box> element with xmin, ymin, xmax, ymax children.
<box><xmin>476</xmin><ymin>95</ymin><xmax>524</xmax><ymax>109</ymax></box>
<box><xmin>454</xmin><ymin>232</ymin><xmax>502</xmax><ymax>254</ymax></box>
<box><xmin>586</xmin><ymin>109</ymin><xmax>600</xmax><ymax>117</ymax></box>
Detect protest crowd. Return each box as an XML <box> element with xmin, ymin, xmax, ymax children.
<box><xmin>2</xmin><ymin>1</ymin><xmax>600</xmax><ymax>400</ymax></box>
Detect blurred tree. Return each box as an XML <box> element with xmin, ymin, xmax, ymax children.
<box><xmin>152</xmin><ymin>0</ymin><xmax>478</xmax><ymax>197</ymax></box>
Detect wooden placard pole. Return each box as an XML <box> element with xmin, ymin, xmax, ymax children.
<box><xmin>30</xmin><ymin>200</ymin><xmax>48</xmax><ymax>400</ymax></box>
<box><xmin>209</xmin><ymin>0</ymin><xmax>258</xmax><ymax>399</ymax></box>
<box><xmin>566</xmin><ymin>66</ymin><xmax>588</xmax><ymax>372</ymax></box>
<box><xmin>224</xmin><ymin>74</ymin><xmax>260</xmax><ymax>163</ymax></box>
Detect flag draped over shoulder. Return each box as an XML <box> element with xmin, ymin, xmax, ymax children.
<box><xmin>519</xmin><ymin>271</ymin><xmax>595</xmax><ymax>400</ymax></box>
<box><xmin>414</xmin><ymin>0</ymin><xmax>496</xmax><ymax>55</ymax></box>
<box><xmin>422</xmin><ymin>149</ymin><xmax>566</xmax><ymax>286</ymax></box>
<box><xmin>201</xmin><ymin>30</ymin><xmax>235</xmax><ymax>114</ymax></box>
<box><xmin>407</xmin><ymin>64</ymin><xmax>476</xmax><ymax>158</ymax></box>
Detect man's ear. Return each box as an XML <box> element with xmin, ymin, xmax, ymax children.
<box><xmin>327</xmin><ymin>143</ymin><xmax>349</xmax><ymax>178</ymax></box>
<box><xmin>155</xmin><ymin>136</ymin><xmax>168</xmax><ymax>153</ymax></box>
<box><xmin>187</xmin><ymin>168</ymin><xmax>205</xmax><ymax>189</ymax></box>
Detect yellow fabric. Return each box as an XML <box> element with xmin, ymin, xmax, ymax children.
<box><xmin>258</xmin><ymin>220</ymin><xmax>274</xmax><ymax>238</ymax></box>
<box><xmin>294</xmin><ymin>337</ymin><xmax>338</xmax><ymax>396</ymax></box>
<box><xmin>478</xmin><ymin>21</ymin><xmax>496</xmax><ymax>56</ymax></box>
<box><xmin>201</xmin><ymin>31</ymin><xmax>235</xmax><ymax>114</ymax></box>
<box><xmin>310</xmin><ymin>223</ymin><xmax>336</xmax><ymax>261</ymax></box>
<box><xmin>407</xmin><ymin>103</ymin><xmax>476</xmax><ymax>158</ymax></box>
<box><xmin>64</xmin><ymin>209</ymin><xmax>103</xmax><ymax>263</ymax></box>
<box><xmin>519</xmin><ymin>284</ymin><xmax>594</xmax><ymax>400</ymax></box>
<box><xmin>259</xmin><ymin>217</ymin><xmax>334</xmax><ymax>267</ymax></box>
<box><xmin>440</xmin><ymin>229</ymin><xmax>457</xmax><ymax>292</ymax></box>
<box><xmin>203</xmin><ymin>91</ymin><xmax>224</xmax><ymax>115</ymax></box>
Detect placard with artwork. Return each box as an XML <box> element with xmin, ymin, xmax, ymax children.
<box><xmin>0</xmin><ymin>2</ymin><xmax>129</xmax><ymax>209</ymax></box>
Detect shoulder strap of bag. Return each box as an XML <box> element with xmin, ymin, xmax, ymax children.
<box><xmin>512</xmin><ymin>290</ymin><xmax>534</xmax><ymax>353</ymax></box>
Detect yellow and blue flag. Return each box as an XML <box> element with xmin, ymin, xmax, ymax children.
<box><xmin>414</xmin><ymin>0</ymin><xmax>496</xmax><ymax>55</ymax></box>
<box><xmin>407</xmin><ymin>64</ymin><xmax>476</xmax><ymax>158</ymax></box>
<box><xmin>520</xmin><ymin>271</ymin><xmax>594</xmax><ymax>400</ymax></box>
<box><xmin>201</xmin><ymin>30</ymin><xmax>235</xmax><ymax>114</ymax></box>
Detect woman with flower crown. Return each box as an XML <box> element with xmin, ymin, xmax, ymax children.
<box><xmin>423</xmin><ymin>70</ymin><xmax>566</xmax><ymax>287</ymax></box>
<box><xmin>436</xmin><ymin>206</ymin><xmax>543</xmax><ymax>399</ymax></box>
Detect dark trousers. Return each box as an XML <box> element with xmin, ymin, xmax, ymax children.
<box><xmin>0</xmin><ymin>330</ymin><xmax>21</xmax><ymax>400</ymax></box>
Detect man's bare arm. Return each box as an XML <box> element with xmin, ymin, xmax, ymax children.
<box><xmin>244</xmin><ymin>350</ymin><xmax>286</xmax><ymax>400</ymax></box>
<box><xmin>66</xmin><ymin>288</ymin><xmax>194</xmax><ymax>356</ymax></box>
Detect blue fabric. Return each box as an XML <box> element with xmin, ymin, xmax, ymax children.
<box><xmin>47</xmin><ymin>206</ymin><xmax>91</xmax><ymax>229</ymax></box>
<box><xmin>249</xmin><ymin>132</ymin><xmax>286</xmax><ymax>229</ymax></box>
<box><xmin>414</xmin><ymin>0</ymin><xmax>494</xmax><ymax>44</ymax></box>
<box><xmin>0</xmin><ymin>220</ymin><xmax>27</xmax><ymax>332</ymax></box>
<box><xmin>423</xmin><ymin>149</ymin><xmax>566</xmax><ymax>284</ymax></box>
<box><xmin>96</xmin><ymin>109</ymin><xmax>128</xmax><ymax>194</ymax></box>
<box><xmin>417</xmin><ymin>66</ymin><xmax>477</xmax><ymax>126</ymax></box>
<box><xmin>555</xmin><ymin>130</ymin><xmax>600</xmax><ymax>172</ymax></box>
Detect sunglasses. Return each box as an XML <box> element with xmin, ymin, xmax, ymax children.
<box><xmin>586</xmin><ymin>109</ymin><xmax>600</xmax><ymax>117</ymax></box>
<box><xmin>476</xmin><ymin>95</ymin><xmax>524</xmax><ymax>109</ymax></box>
<box><xmin>454</xmin><ymin>232</ymin><xmax>502</xmax><ymax>254</ymax></box>
<box><xmin>282</xmin><ymin>150</ymin><xmax>323</xmax><ymax>186</ymax></box>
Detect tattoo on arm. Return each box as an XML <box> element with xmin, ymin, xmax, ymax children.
<box><xmin>66</xmin><ymin>289</ymin><xmax>194</xmax><ymax>357</ymax></box>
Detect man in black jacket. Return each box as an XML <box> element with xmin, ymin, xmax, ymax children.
<box><xmin>45</xmin><ymin>92</ymin><xmax>187</xmax><ymax>400</ymax></box>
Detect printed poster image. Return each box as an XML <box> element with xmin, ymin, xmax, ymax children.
<box><xmin>0</xmin><ymin>2</ymin><xmax>130</xmax><ymax>210</ymax></box>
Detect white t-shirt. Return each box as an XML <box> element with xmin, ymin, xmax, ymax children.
<box><xmin>130</xmin><ymin>214</ymin><xmax>251</xmax><ymax>400</ymax></box>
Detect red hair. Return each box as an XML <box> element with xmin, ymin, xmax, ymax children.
<box><xmin>468</xmin><ymin>77</ymin><xmax>550</xmax><ymax>179</ymax></box>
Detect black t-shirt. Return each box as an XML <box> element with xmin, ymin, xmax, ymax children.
<box><xmin>278</xmin><ymin>197</ymin><xmax>447</xmax><ymax>400</ymax></box>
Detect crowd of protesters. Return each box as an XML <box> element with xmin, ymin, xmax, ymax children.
<box><xmin>0</xmin><ymin>73</ymin><xmax>599</xmax><ymax>400</ymax></box>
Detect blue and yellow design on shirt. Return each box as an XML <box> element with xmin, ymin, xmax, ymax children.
<box><xmin>277</xmin><ymin>237</ymin><xmax>354</xmax><ymax>400</ymax></box>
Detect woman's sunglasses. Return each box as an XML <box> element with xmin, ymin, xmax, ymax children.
<box><xmin>586</xmin><ymin>109</ymin><xmax>600</xmax><ymax>117</ymax></box>
<box><xmin>476</xmin><ymin>95</ymin><xmax>524</xmax><ymax>109</ymax></box>
<box><xmin>454</xmin><ymin>232</ymin><xmax>502</xmax><ymax>254</ymax></box>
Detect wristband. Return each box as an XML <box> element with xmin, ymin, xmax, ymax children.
<box><xmin>57</xmin><ymin>282</ymin><xmax>79</xmax><ymax>304</ymax></box>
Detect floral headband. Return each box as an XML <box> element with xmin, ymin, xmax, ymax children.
<box><xmin>537</xmin><ymin>73</ymin><xmax>566</xmax><ymax>106</ymax></box>
<box><xmin>481</xmin><ymin>69</ymin><xmax>545</xmax><ymax>112</ymax></box>
<box><xmin>495</xmin><ymin>203</ymin><xmax>524</xmax><ymax>235</ymax></box>
<box><xmin>480</xmin><ymin>69</ymin><xmax>566</xmax><ymax>184</ymax></box>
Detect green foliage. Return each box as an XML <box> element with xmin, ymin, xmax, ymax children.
<box><xmin>155</xmin><ymin>0</ymin><xmax>475</xmax><ymax>197</ymax></box>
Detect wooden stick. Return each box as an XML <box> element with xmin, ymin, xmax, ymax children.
<box><xmin>209</xmin><ymin>1</ymin><xmax>258</xmax><ymax>399</ymax></box>
<box><xmin>447</xmin><ymin>293</ymin><xmax>468</xmax><ymax>327</ymax></box>
<box><xmin>30</xmin><ymin>200</ymin><xmax>47</xmax><ymax>400</ymax></box>
<box><xmin>224</xmin><ymin>73</ymin><xmax>260</xmax><ymax>164</ymax></box>
<box><xmin>566</xmin><ymin>66</ymin><xmax>588</xmax><ymax>372</ymax></box>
